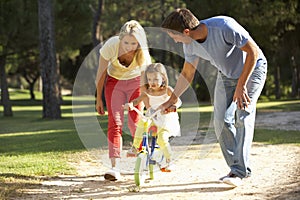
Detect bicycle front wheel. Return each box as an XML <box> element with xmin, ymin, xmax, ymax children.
<box><xmin>134</xmin><ymin>153</ymin><xmax>148</xmax><ymax>186</ymax></box>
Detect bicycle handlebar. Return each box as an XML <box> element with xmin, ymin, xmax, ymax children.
<box><xmin>129</xmin><ymin>105</ymin><xmax>161</xmax><ymax>121</ymax></box>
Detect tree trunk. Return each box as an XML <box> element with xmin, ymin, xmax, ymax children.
<box><xmin>23</xmin><ymin>72</ymin><xmax>39</xmax><ymax>100</ymax></box>
<box><xmin>0</xmin><ymin>55</ymin><xmax>13</xmax><ymax>116</ymax></box>
<box><xmin>274</xmin><ymin>65</ymin><xmax>281</xmax><ymax>100</ymax></box>
<box><xmin>29</xmin><ymin>82</ymin><xmax>36</xmax><ymax>100</ymax></box>
<box><xmin>56</xmin><ymin>53</ymin><xmax>63</xmax><ymax>104</ymax></box>
<box><xmin>92</xmin><ymin>0</ymin><xmax>103</xmax><ymax>47</ymax></box>
<box><xmin>38</xmin><ymin>0</ymin><xmax>61</xmax><ymax>119</ymax></box>
<box><xmin>298</xmin><ymin>63</ymin><xmax>300</xmax><ymax>98</ymax></box>
<box><xmin>291</xmin><ymin>56</ymin><xmax>298</xmax><ymax>98</ymax></box>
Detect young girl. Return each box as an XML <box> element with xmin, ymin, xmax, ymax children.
<box><xmin>124</xmin><ymin>63</ymin><xmax>181</xmax><ymax>171</ymax></box>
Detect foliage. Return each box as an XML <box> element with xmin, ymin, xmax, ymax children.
<box><xmin>0</xmin><ymin>0</ymin><xmax>39</xmax><ymax>71</ymax></box>
<box><xmin>1</xmin><ymin>0</ymin><xmax>300</xmax><ymax>103</ymax></box>
<box><xmin>186</xmin><ymin>0</ymin><xmax>300</xmax><ymax>99</ymax></box>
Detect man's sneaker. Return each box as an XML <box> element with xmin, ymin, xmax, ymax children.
<box><xmin>219</xmin><ymin>172</ymin><xmax>234</xmax><ymax>181</ymax></box>
<box><xmin>246</xmin><ymin>167</ymin><xmax>252</xmax><ymax>178</ymax></box>
<box><xmin>222</xmin><ymin>174</ymin><xmax>242</xmax><ymax>187</ymax></box>
<box><xmin>126</xmin><ymin>146</ymin><xmax>138</xmax><ymax>157</ymax></box>
<box><xmin>104</xmin><ymin>168</ymin><xmax>121</xmax><ymax>181</ymax></box>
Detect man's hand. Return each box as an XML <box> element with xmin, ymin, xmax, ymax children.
<box><xmin>165</xmin><ymin>105</ymin><xmax>177</xmax><ymax>112</ymax></box>
<box><xmin>233</xmin><ymin>84</ymin><xmax>251</xmax><ymax>110</ymax></box>
<box><xmin>159</xmin><ymin>100</ymin><xmax>176</xmax><ymax>114</ymax></box>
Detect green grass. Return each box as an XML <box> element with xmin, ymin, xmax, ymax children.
<box><xmin>0</xmin><ymin>90</ymin><xmax>85</xmax><ymax>177</ymax></box>
<box><xmin>254</xmin><ymin>129</ymin><xmax>300</xmax><ymax>144</ymax></box>
<box><xmin>254</xmin><ymin>100</ymin><xmax>300</xmax><ymax>145</ymax></box>
<box><xmin>256</xmin><ymin>99</ymin><xmax>300</xmax><ymax>111</ymax></box>
<box><xmin>0</xmin><ymin>89</ymin><xmax>300</xmax><ymax>199</ymax></box>
<box><xmin>0</xmin><ymin>152</ymin><xmax>73</xmax><ymax>176</ymax></box>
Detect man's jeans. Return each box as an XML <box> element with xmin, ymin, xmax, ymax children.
<box><xmin>214</xmin><ymin>61</ymin><xmax>267</xmax><ymax>178</ymax></box>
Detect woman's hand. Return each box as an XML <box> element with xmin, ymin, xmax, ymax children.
<box><xmin>96</xmin><ymin>99</ymin><xmax>105</xmax><ymax>115</ymax></box>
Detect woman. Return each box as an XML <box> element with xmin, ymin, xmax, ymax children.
<box><xmin>95</xmin><ymin>20</ymin><xmax>151</xmax><ymax>181</ymax></box>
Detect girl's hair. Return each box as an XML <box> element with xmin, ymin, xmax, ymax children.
<box><xmin>161</xmin><ymin>8</ymin><xmax>199</xmax><ymax>34</ymax></box>
<box><xmin>119</xmin><ymin>20</ymin><xmax>150</xmax><ymax>66</ymax></box>
<box><xmin>144</xmin><ymin>63</ymin><xmax>169</xmax><ymax>90</ymax></box>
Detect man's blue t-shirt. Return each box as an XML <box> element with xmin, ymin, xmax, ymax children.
<box><xmin>183</xmin><ymin>16</ymin><xmax>266</xmax><ymax>79</ymax></box>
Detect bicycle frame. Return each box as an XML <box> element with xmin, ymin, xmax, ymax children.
<box><xmin>129</xmin><ymin>106</ymin><xmax>164</xmax><ymax>186</ymax></box>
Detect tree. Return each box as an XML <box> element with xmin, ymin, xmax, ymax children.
<box><xmin>17</xmin><ymin>53</ymin><xmax>40</xmax><ymax>100</ymax></box>
<box><xmin>0</xmin><ymin>0</ymin><xmax>40</xmax><ymax>110</ymax></box>
<box><xmin>38</xmin><ymin>0</ymin><xmax>61</xmax><ymax>119</ymax></box>
<box><xmin>0</xmin><ymin>54</ymin><xmax>13</xmax><ymax>116</ymax></box>
<box><xmin>92</xmin><ymin>0</ymin><xmax>104</xmax><ymax>47</ymax></box>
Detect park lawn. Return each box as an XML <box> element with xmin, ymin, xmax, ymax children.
<box><xmin>0</xmin><ymin>90</ymin><xmax>300</xmax><ymax>198</ymax></box>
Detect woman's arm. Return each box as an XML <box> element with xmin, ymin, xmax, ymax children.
<box><xmin>95</xmin><ymin>55</ymin><xmax>109</xmax><ymax>115</ymax></box>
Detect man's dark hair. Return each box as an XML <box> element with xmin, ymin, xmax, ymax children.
<box><xmin>161</xmin><ymin>8</ymin><xmax>200</xmax><ymax>34</ymax></box>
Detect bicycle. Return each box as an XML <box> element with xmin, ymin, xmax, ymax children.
<box><xmin>129</xmin><ymin>106</ymin><xmax>174</xmax><ymax>186</ymax></box>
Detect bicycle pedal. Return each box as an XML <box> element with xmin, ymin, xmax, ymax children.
<box><xmin>149</xmin><ymin>159</ymin><xmax>156</xmax><ymax>165</ymax></box>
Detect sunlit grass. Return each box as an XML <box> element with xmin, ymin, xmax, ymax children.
<box><xmin>254</xmin><ymin>129</ymin><xmax>300</xmax><ymax>145</ymax></box>
<box><xmin>256</xmin><ymin>99</ymin><xmax>300</xmax><ymax>111</ymax></box>
<box><xmin>0</xmin><ymin>152</ymin><xmax>74</xmax><ymax>176</ymax></box>
<box><xmin>0</xmin><ymin>129</ymin><xmax>70</xmax><ymax>137</ymax></box>
<box><xmin>8</xmin><ymin>88</ymin><xmax>43</xmax><ymax>100</ymax></box>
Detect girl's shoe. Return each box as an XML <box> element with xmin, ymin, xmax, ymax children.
<box><xmin>160</xmin><ymin>159</ymin><xmax>172</xmax><ymax>172</ymax></box>
<box><xmin>160</xmin><ymin>167</ymin><xmax>171</xmax><ymax>172</ymax></box>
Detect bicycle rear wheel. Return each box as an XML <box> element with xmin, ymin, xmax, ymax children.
<box><xmin>134</xmin><ymin>153</ymin><xmax>148</xmax><ymax>186</ymax></box>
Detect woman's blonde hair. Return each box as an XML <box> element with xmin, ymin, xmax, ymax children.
<box><xmin>119</xmin><ymin>20</ymin><xmax>150</xmax><ymax>66</ymax></box>
<box><xmin>144</xmin><ymin>63</ymin><xmax>169</xmax><ymax>90</ymax></box>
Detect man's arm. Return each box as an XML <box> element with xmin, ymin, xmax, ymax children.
<box><xmin>234</xmin><ymin>39</ymin><xmax>259</xmax><ymax>109</ymax></box>
<box><xmin>161</xmin><ymin>58</ymin><xmax>198</xmax><ymax>111</ymax></box>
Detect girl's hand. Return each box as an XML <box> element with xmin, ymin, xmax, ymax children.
<box><xmin>124</xmin><ymin>102</ymin><xmax>134</xmax><ymax>111</ymax></box>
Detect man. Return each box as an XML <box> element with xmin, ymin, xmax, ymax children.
<box><xmin>160</xmin><ymin>8</ymin><xmax>267</xmax><ymax>187</ymax></box>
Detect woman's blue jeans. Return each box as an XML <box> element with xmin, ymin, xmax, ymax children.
<box><xmin>213</xmin><ymin>61</ymin><xmax>267</xmax><ymax>178</ymax></box>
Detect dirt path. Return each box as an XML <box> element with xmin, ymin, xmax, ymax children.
<box><xmin>16</xmin><ymin>111</ymin><xmax>300</xmax><ymax>200</ymax></box>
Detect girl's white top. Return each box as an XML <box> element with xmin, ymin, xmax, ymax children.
<box><xmin>146</xmin><ymin>93</ymin><xmax>181</xmax><ymax>137</ymax></box>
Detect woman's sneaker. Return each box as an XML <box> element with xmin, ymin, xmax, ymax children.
<box><xmin>126</xmin><ymin>146</ymin><xmax>137</xmax><ymax>157</ymax></box>
<box><xmin>104</xmin><ymin>167</ymin><xmax>121</xmax><ymax>181</ymax></box>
